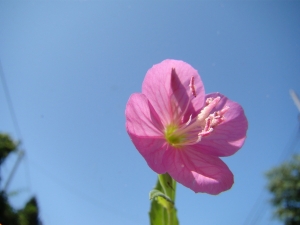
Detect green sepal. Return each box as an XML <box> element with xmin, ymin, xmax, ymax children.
<box><xmin>149</xmin><ymin>189</ymin><xmax>174</xmax><ymax>210</ymax></box>
<box><xmin>158</xmin><ymin>173</ymin><xmax>175</xmax><ymax>201</ymax></box>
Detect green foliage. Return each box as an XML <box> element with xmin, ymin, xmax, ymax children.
<box><xmin>0</xmin><ymin>133</ymin><xmax>18</xmax><ymax>164</ymax></box>
<box><xmin>0</xmin><ymin>193</ymin><xmax>41</xmax><ymax>225</ymax></box>
<box><xmin>18</xmin><ymin>197</ymin><xmax>40</xmax><ymax>225</ymax></box>
<box><xmin>0</xmin><ymin>133</ymin><xmax>42</xmax><ymax>225</ymax></box>
<box><xmin>266</xmin><ymin>155</ymin><xmax>300</xmax><ymax>225</ymax></box>
<box><xmin>149</xmin><ymin>173</ymin><xmax>179</xmax><ymax>225</ymax></box>
<box><xmin>0</xmin><ymin>191</ymin><xmax>19</xmax><ymax>225</ymax></box>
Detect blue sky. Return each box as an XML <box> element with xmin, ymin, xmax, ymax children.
<box><xmin>1</xmin><ymin>1</ymin><xmax>300</xmax><ymax>225</ymax></box>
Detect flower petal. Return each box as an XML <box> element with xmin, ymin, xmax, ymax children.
<box><xmin>128</xmin><ymin>135</ymin><xmax>168</xmax><ymax>174</ymax></box>
<box><xmin>196</xmin><ymin>93</ymin><xmax>248</xmax><ymax>157</ymax></box>
<box><xmin>125</xmin><ymin>93</ymin><xmax>167</xmax><ymax>173</ymax></box>
<box><xmin>163</xmin><ymin>146</ymin><xmax>234</xmax><ymax>194</ymax></box>
<box><xmin>125</xmin><ymin>93</ymin><xmax>164</xmax><ymax>137</ymax></box>
<box><xmin>142</xmin><ymin>59</ymin><xmax>205</xmax><ymax>125</ymax></box>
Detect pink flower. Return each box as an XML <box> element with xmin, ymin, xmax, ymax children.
<box><xmin>125</xmin><ymin>59</ymin><xmax>248</xmax><ymax>195</ymax></box>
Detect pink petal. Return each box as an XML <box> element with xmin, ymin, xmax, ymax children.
<box><xmin>163</xmin><ymin>146</ymin><xmax>234</xmax><ymax>194</ymax></box>
<box><xmin>125</xmin><ymin>93</ymin><xmax>167</xmax><ymax>173</ymax></box>
<box><xmin>128</xmin><ymin>135</ymin><xmax>168</xmax><ymax>174</ymax></box>
<box><xmin>125</xmin><ymin>93</ymin><xmax>164</xmax><ymax>137</ymax></box>
<box><xmin>196</xmin><ymin>93</ymin><xmax>248</xmax><ymax>157</ymax></box>
<box><xmin>142</xmin><ymin>59</ymin><xmax>205</xmax><ymax>125</ymax></box>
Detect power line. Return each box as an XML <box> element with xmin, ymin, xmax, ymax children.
<box><xmin>3</xmin><ymin>150</ymin><xmax>25</xmax><ymax>191</ymax></box>
<box><xmin>0</xmin><ymin>59</ymin><xmax>142</xmax><ymax>224</ymax></box>
<box><xmin>243</xmin><ymin>125</ymin><xmax>300</xmax><ymax>225</ymax></box>
<box><xmin>0</xmin><ymin>59</ymin><xmax>23</xmax><ymax>141</ymax></box>
<box><xmin>29</xmin><ymin>158</ymin><xmax>143</xmax><ymax>225</ymax></box>
<box><xmin>0</xmin><ymin>59</ymin><xmax>31</xmax><ymax>193</ymax></box>
<box><xmin>277</xmin><ymin>127</ymin><xmax>300</xmax><ymax>163</ymax></box>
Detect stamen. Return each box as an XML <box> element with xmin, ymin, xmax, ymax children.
<box><xmin>165</xmin><ymin>95</ymin><xmax>230</xmax><ymax>147</ymax></box>
<box><xmin>197</xmin><ymin>97</ymin><xmax>221</xmax><ymax>122</ymax></box>
<box><xmin>210</xmin><ymin>106</ymin><xmax>230</xmax><ymax>127</ymax></box>
<box><xmin>185</xmin><ymin>115</ymin><xmax>193</xmax><ymax>125</ymax></box>
<box><xmin>206</xmin><ymin>98</ymin><xmax>213</xmax><ymax>105</ymax></box>
<box><xmin>196</xmin><ymin>134</ymin><xmax>202</xmax><ymax>143</ymax></box>
<box><xmin>199</xmin><ymin>127</ymin><xmax>213</xmax><ymax>137</ymax></box>
<box><xmin>189</xmin><ymin>76</ymin><xmax>197</xmax><ymax>97</ymax></box>
<box><xmin>203</xmin><ymin>116</ymin><xmax>212</xmax><ymax>132</ymax></box>
<box><xmin>220</xmin><ymin>106</ymin><xmax>230</xmax><ymax>115</ymax></box>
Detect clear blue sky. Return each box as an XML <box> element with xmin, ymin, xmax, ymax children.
<box><xmin>1</xmin><ymin>1</ymin><xmax>300</xmax><ymax>225</ymax></box>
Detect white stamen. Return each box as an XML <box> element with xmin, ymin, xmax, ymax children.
<box><xmin>185</xmin><ymin>114</ymin><xmax>193</xmax><ymax>125</ymax></box>
<box><xmin>189</xmin><ymin>76</ymin><xmax>197</xmax><ymax>97</ymax></box>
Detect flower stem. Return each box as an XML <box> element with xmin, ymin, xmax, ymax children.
<box><xmin>158</xmin><ymin>173</ymin><xmax>174</xmax><ymax>201</ymax></box>
<box><xmin>167</xmin><ymin>208</ymin><xmax>173</xmax><ymax>225</ymax></box>
<box><xmin>158</xmin><ymin>174</ymin><xmax>177</xmax><ymax>225</ymax></box>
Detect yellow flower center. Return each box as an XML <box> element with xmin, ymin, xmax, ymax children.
<box><xmin>164</xmin><ymin>124</ymin><xmax>186</xmax><ymax>147</ymax></box>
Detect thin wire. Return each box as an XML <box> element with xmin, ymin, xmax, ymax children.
<box><xmin>23</xmin><ymin>153</ymin><xmax>32</xmax><ymax>193</ymax></box>
<box><xmin>29</xmin><ymin>158</ymin><xmax>143</xmax><ymax>225</ymax></box>
<box><xmin>0</xmin><ymin>60</ymin><xmax>23</xmax><ymax>140</ymax></box>
<box><xmin>243</xmin><ymin>190</ymin><xmax>267</xmax><ymax>225</ymax></box>
<box><xmin>0</xmin><ymin>60</ymin><xmax>142</xmax><ymax>223</ymax></box>
<box><xmin>277</xmin><ymin>126</ymin><xmax>300</xmax><ymax>163</ymax></box>
<box><xmin>0</xmin><ymin>59</ymin><xmax>32</xmax><ymax>193</ymax></box>
<box><xmin>243</xmin><ymin>125</ymin><xmax>300</xmax><ymax>225</ymax></box>
<box><xmin>3</xmin><ymin>150</ymin><xmax>25</xmax><ymax>191</ymax></box>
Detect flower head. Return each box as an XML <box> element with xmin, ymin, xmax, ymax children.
<box><xmin>125</xmin><ymin>59</ymin><xmax>248</xmax><ymax>195</ymax></box>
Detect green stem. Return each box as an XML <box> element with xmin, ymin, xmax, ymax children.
<box><xmin>158</xmin><ymin>173</ymin><xmax>176</xmax><ymax>225</ymax></box>
<box><xmin>158</xmin><ymin>173</ymin><xmax>174</xmax><ymax>200</ymax></box>
<box><xmin>167</xmin><ymin>208</ymin><xmax>173</xmax><ymax>225</ymax></box>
